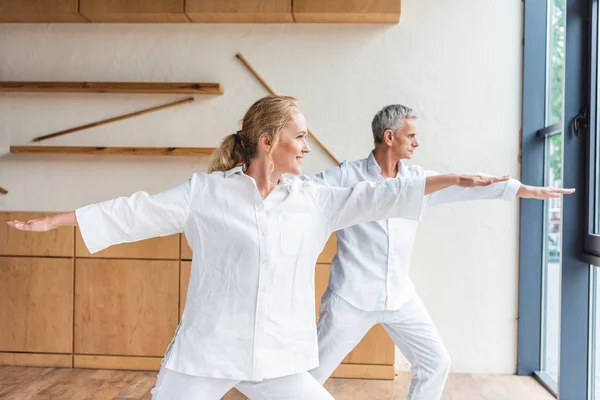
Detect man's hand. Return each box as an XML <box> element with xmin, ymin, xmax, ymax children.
<box><xmin>517</xmin><ymin>185</ymin><xmax>575</xmax><ymax>199</ymax></box>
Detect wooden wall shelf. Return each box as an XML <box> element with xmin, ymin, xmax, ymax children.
<box><xmin>10</xmin><ymin>146</ymin><xmax>215</xmax><ymax>157</ymax></box>
<box><xmin>0</xmin><ymin>82</ymin><xmax>224</xmax><ymax>95</ymax></box>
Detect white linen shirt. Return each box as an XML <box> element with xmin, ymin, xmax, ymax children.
<box><xmin>306</xmin><ymin>152</ymin><xmax>522</xmax><ymax>311</ymax></box>
<box><xmin>75</xmin><ymin>166</ymin><xmax>426</xmax><ymax>381</ymax></box>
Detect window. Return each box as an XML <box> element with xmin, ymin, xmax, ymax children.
<box><xmin>540</xmin><ymin>0</ymin><xmax>565</xmax><ymax>386</ymax></box>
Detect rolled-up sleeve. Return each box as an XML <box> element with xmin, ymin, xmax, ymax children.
<box><xmin>308</xmin><ymin>176</ymin><xmax>426</xmax><ymax>232</ymax></box>
<box><xmin>75</xmin><ymin>178</ymin><xmax>193</xmax><ymax>254</ymax></box>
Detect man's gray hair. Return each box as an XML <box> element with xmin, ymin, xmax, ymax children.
<box><xmin>371</xmin><ymin>104</ymin><xmax>417</xmax><ymax>144</ymax></box>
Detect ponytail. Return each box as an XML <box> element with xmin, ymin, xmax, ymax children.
<box><xmin>208</xmin><ymin>133</ymin><xmax>246</xmax><ymax>173</ymax></box>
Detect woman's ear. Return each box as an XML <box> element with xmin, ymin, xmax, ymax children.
<box><xmin>258</xmin><ymin>135</ymin><xmax>272</xmax><ymax>152</ymax></box>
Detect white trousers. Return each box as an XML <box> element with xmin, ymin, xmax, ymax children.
<box><xmin>151</xmin><ymin>367</ymin><xmax>334</xmax><ymax>400</ymax></box>
<box><xmin>310</xmin><ymin>289</ymin><xmax>451</xmax><ymax>400</ymax></box>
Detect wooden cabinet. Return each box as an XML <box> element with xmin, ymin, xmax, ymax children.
<box><xmin>293</xmin><ymin>0</ymin><xmax>401</xmax><ymax>23</ymax></box>
<box><xmin>185</xmin><ymin>0</ymin><xmax>293</xmax><ymax>22</ymax></box>
<box><xmin>0</xmin><ymin>210</ymin><xmax>395</xmax><ymax>378</ymax></box>
<box><xmin>79</xmin><ymin>0</ymin><xmax>189</xmax><ymax>22</ymax></box>
<box><xmin>0</xmin><ymin>0</ymin><xmax>87</xmax><ymax>22</ymax></box>
<box><xmin>0</xmin><ymin>0</ymin><xmax>400</xmax><ymax>23</ymax></box>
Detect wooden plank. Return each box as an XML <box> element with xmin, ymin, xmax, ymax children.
<box><xmin>33</xmin><ymin>97</ymin><xmax>195</xmax><ymax>143</ymax></box>
<box><xmin>0</xmin><ymin>353</ymin><xmax>72</xmax><ymax>368</ymax></box>
<box><xmin>331</xmin><ymin>363</ymin><xmax>395</xmax><ymax>380</ymax></box>
<box><xmin>186</xmin><ymin>0</ymin><xmax>293</xmax><ymax>23</ymax></box>
<box><xmin>74</xmin><ymin>259</ymin><xmax>179</xmax><ymax>357</ymax></box>
<box><xmin>293</xmin><ymin>0</ymin><xmax>401</xmax><ymax>23</ymax></box>
<box><xmin>79</xmin><ymin>0</ymin><xmax>189</xmax><ymax>22</ymax></box>
<box><xmin>76</xmin><ymin>230</ymin><xmax>180</xmax><ymax>260</ymax></box>
<box><xmin>74</xmin><ymin>355</ymin><xmax>162</xmax><ymax>371</ymax></box>
<box><xmin>317</xmin><ymin>234</ymin><xmax>337</xmax><ymax>263</ymax></box>
<box><xmin>0</xmin><ymin>82</ymin><xmax>223</xmax><ymax>94</ymax></box>
<box><xmin>181</xmin><ymin>235</ymin><xmax>192</xmax><ymax>260</ymax></box>
<box><xmin>0</xmin><ymin>212</ymin><xmax>74</xmax><ymax>257</ymax></box>
<box><xmin>11</xmin><ymin>146</ymin><xmax>215</xmax><ymax>157</ymax></box>
<box><xmin>0</xmin><ymin>258</ymin><xmax>74</xmax><ymax>353</ymax></box>
<box><xmin>0</xmin><ymin>0</ymin><xmax>87</xmax><ymax>22</ymax></box>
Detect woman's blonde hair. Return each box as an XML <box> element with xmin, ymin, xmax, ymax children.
<box><xmin>209</xmin><ymin>95</ymin><xmax>302</xmax><ymax>173</ymax></box>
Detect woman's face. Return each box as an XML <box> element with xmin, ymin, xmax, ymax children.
<box><xmin>271</xmin><ymin>112</ymin><xmax>311</xmax><ymax>175</ymax></box>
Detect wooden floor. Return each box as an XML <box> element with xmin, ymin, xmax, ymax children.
<box><xmin>0</xmin><ymin>366</ymin><xmax>555</xmax><ymax>400</ymax></box>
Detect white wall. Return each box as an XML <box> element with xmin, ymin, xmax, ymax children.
<box><xmin>0</xmin><ymin>0</ymin><xmax>523</xmax><ymax>374</ymax></box>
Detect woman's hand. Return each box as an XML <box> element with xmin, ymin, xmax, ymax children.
<box><xmin>7</xmin><ymin>211</ymin><xmax>78</xmax><ymax>232</ymax></box>
<box><xmin>7</xmin><ymin>217</ymin><xmax>56</xmax><ymax>232</ymax></box>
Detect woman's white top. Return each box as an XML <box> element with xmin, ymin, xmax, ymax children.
<box><xmin>75</xmin><ymin>166</ymin><xmax>426</xmax><ymax>381</ymax></box>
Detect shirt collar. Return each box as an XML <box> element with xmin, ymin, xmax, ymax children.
<box><xmin>224</xmin><ymin>165</ymin><xmax>244</xmax><ymax>178</ymax></box>
<box><xmin>366</xmin><ymin>151</ymin><xmax>380</xmax><ymax>172</ymax></box>
<box><xmin>224</xmin><ymin>165</ymin><xmax>291</xmax><ymax>187</ymax></box>
<box><xmin>366</xmin><ymin>151</ymin><xmax>406</xmax><ymax>178</ymax></box>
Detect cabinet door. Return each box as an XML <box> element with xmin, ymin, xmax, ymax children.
<box><xmin>185</xmin><ymin>0</ymin><xmax>293</xmax><ymax>23</ymax></box>
<box><xmin>293</xmin><ymin>0</ymin><xmax>400</xmax><ymax>23</ymax></box>
<box><xmin>74</xmin><ymin>259</ymin><xmax>179</xmax><ymax>356</ymax></box>
<box><xmin>79</xmin><ymin>0</ymin><xmax>189</xmax><ymax>22</ymax></box>
<box><xmin>0</xmin><ymin>257</ymin><xmax>73</xmax><ymax>353</ymax></box>
<box><xmin>0</xmin><ymin>0</ymin><xmax>86</xmax><ymax>22</ymax></box>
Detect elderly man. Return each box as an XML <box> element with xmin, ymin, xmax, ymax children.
<box><xmin>306</xmin><ymin>104</ymin><xmax>573</xmax><ymax>399</ymax></box>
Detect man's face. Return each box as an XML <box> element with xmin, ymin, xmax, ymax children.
<box><xmin>391</xmin><ymin>118</ymin><xmax>419</xmax><ymax>160</ymax></box>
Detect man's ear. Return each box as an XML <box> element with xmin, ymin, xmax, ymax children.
<box><xmin>384</xmin><ymin>129</ymin><xmax>395</xmax><ymax>146</ymax></box>
<box><xmin>258</xmin><ymin>135</ymin><xmax>272</xmax><ymax>152</ymax></box>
